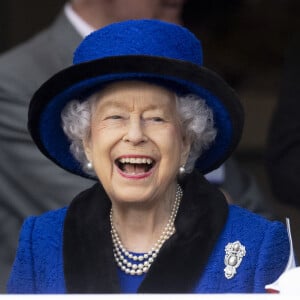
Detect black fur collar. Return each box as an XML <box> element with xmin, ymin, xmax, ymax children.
<box><xmin>63</xmin><ymin>170</ymin><xmax>228</xmax><ymax>293</ymax></box>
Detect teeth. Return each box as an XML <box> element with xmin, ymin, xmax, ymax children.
<box><xmin>119</xmin><ymin>157</ymin><xmax>153</xmax><ymax>164</ymax></box>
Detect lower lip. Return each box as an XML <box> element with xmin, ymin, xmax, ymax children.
<box><xmin>116</xmin><ymin>166</ymin><xmax>155</xmax><ymax>180</ymax></box>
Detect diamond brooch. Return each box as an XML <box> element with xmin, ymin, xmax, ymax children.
<box><xmin>224</xmin><ymin>241</ymin><xmax>246</xmax><ymax>279</ymax></box>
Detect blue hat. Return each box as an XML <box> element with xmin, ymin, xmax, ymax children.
<box><xmin>28</xmin><ymin>19</ymin><xmax>244</xmax><ymax>179</ymax></box>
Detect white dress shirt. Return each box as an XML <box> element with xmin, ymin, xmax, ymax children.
<box><xmin>64</xmin><ymin>3</ymin><xmax>95</xmax><ymax>38</ymax></box>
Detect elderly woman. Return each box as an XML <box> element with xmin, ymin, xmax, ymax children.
<box><xmin>7</xmin><ymin>20</ymin><xmax>290</xmax><ymax>293</ymax></box>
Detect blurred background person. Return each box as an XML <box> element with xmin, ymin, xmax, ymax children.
<box><xmin>266</xmin><ymin>30</ymin><xmax>300</xmax><ymax>211</ymax></box>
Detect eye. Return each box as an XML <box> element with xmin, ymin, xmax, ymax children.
<box><xmin>105</xmin><ymin>115</ymin><xmax>123</xmax><ymax>120</ymax></box>
<box><xmin>151</xmin><ymin>117</ymin><xmax>165</xmax><ymax>122</ymax></box>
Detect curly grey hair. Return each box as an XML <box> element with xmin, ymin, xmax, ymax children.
<box><xmin>61</xmin><ymin>92</ymin><xmax>217</xmax><ymax>177</ymax></box>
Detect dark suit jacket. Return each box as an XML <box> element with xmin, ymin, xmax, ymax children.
<box><xmin>0</xmin><ymin>10</ymin><xmax>94</xmax><ymax>291</ymax></box>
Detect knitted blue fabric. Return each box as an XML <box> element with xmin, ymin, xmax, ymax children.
<box><xmin>7</xmin><ymin>205</ymin><xmax>290</xmax><ymax>293</ymax></box>
<box><xmin>117</xmin><ymin>269</ymin><xmax>145</xmax><ymax>293</ymax></box>
<box><xmin>74</xmin><ymin>19</ymin><xmax>203</xmax><ymax>65</ymax></box>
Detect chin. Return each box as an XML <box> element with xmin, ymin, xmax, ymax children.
<box><xmin>111</xmin><ymin>185</ymin><xmax>156</xmax><ymax>205</ymax></box>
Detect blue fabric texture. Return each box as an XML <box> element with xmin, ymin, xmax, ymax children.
<box><xmin>118</xmin><ymin>268</ymin><xmax>145</xmax><ymax>293</ymax></box>
<box><xmin>7</xmin><ymin>205</ymin><xmax>290</xmax><ymax>293</ymax></box>
<box><xmin>74</xmin><ymin>19</ymin><xmax>203</xmax><ymax>65</ymax></box>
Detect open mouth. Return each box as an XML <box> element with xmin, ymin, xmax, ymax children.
<box><xmin>115</xmin><ymin>157</ymin><xmax>155</xmax><ymax>174</ymax></box>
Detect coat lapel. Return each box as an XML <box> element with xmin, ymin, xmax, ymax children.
<box><xmin>64</xmin><ymin>170</ymin><xmax>228</xmax><ymax>293</ymax></box>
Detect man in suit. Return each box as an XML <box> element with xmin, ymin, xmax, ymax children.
<box><xmin>0</xmin><ymin>0</ymin><xmax>186</xmax><ymax>291</ymax></box>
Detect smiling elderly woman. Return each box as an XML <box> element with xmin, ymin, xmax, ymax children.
<box><xmin>61</xmin><ymin>82</ymin><xmax>216</xmax><ymax>178</ymax></box>
<box><xmin>7</xmin><ymin>20</ymin><xmax>291</xmax><ymax>294</ymax></box>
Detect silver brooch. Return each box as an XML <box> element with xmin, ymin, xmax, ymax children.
<box><xmin>224</xmin><ymin>241</ymin><xmax>246</xmax><ymax>279</ymax></box>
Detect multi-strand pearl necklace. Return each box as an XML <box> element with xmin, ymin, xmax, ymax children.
<box><xmin>110</xmin><ymin>184</ymin><xmax>183</xmax><ymax>276</ymax></box>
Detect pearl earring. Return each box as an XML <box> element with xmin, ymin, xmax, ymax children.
<box><xmin>86</xmin><ymin>161</ymin><xmax>93</xmax><ymax>170</ymax></box>
<box><xmin>179</xmin><ymin>165</ymin><xmax>186</xmax><ymax>175</ymax></box>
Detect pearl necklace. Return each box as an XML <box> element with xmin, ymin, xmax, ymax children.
<box><xmin>110</xmin><ymin>184</ymin><xmax>183</xmax><ymax>275</ymax></box>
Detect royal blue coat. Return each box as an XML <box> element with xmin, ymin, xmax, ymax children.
<box><xmin>7</xmin><ymin>171</ymin><xmax>290</xmax><ymax>293</ymax></box>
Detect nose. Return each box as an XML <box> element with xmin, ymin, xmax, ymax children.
<box><xmin>122</xmin><ymin>117</ymin><xmax>148</xmax><ymax>145</ymax></box>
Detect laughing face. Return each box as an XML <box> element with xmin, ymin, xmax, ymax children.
<box><xmin>83</xmin><ymin>81</ymin><xmax>190</xmax><ymax>206</ymax></box>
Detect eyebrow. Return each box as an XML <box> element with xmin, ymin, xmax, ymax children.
<box><xmin>97</xmin><ymin>99</ymin><xmax>166</xmax><ymax>112</ymax></box>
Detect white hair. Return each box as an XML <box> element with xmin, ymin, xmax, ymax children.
<box><xmin>175</xmin><ymin>94</ymin><xmax>216</xmax><ymax>172</ymax></box>
<box><xmin>61</xmin><ymin>92</ymin><xmax>217</xmax><ymax>176</ymax></box>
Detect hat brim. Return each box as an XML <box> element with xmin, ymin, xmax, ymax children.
<box><xmin>28</xmin><ymin>55</ymin><xmax>244</xmax><ymax>179</ymax></box>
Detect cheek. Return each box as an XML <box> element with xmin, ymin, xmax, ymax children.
<box><xmin>90</xmin><ymin>121</ymin><xmax>119</xmax><ymax>144</ymax></box>
<box><xmin>89</xmin><ymin>129</ymin><xmax>115</xmax><ymax>184</ymax></box>
<box><xmin>157</xmin><ymin>125</ymin><xmax>184</xmax><ymax>162</ymax></box>
<box><xmin>89</xmin><ymin>125</ymin><xmax>113</xmax><ymax>160</ymax></box>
